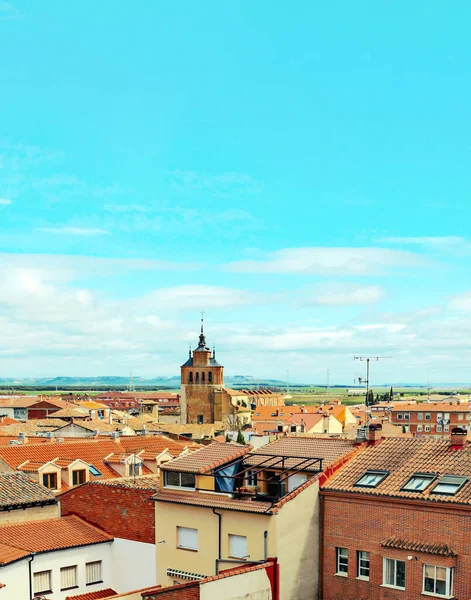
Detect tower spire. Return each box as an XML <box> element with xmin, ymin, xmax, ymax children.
<box><xmin>198</xmin><ymin>311</ymin><xmax>207</xmax><ymax>348</ymax></box>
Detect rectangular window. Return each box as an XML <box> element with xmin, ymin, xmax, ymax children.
<box><xmin>402</xmin><ymin>473</ymin><xmax>436</xmax><ymax>492</ymax></box>
<box><xmin>436</xmin><ymin>425</ymin><xmax>442</xmax><ymax>432</ymax></box>
<box><xmin>431</xmin><ymin>475</ymin><xmax>468</xmax><ymax>496</ymax></box>
<box><xmin>34</xmin><ymin>570</ymin><xmax>52</xmax><ymax>594</ymax></box>
<box><xmin>444</xmin><ymin>413</ymin><xmax>450</xmax><ymax>420</ymax></box>
<box><xmin>177</xmin><ymin>526</ymin><xmax>198</xmax><ymax>551</ymax></box>
<box><xmin>425</xmin><ymin>425</ymin><xmax>431</xmax><ymax>432</ymax></box>
<box><xmin>86</xmin><ymin>561</ymin><xmax>102</xmax><ymax>585</ymax></box>
<box><xmin>417</xmin><ymin>424</ymin><xmax>423</xmax><ymax>432</ymax></box>
<box><xmin>444</xmin><ymin>425</ymin><xmax>449</xmax><ymax>432</ymax></box>
<box><xmin>355</xmin><ymin>471</ymin><xmax>389</xmax><ymax>488</ymax></box>
<box><xmin>397</xmin><ymin>413</ymin><xmax>403</xmax><ymax>420</ymax></box>
<box><xmin>60</xmin><ymin>565</ymin><xmax>77</xmax><ymax>590</ymax></box>
<box><xmin>336</xmin><ymin>547</ymin><xmax>348</xmax><ymax>575</ymax></box>
<box><xmin>437</xmin><ymin>413</ymin><xmax>443</xmax><ymax>421</ymax></box>
<box><xmin>357</xmin><ymin>551</ymin><xmax>370</xmax><ymax>579</ymax></box>
<box><xmin>164</xmin><ymin>471</ymin><xmax>196</xmax><ymax>489</ymax></box>
<box><xmin>423</xmin><ymin>565</ymin><xmax>453</xmax><ymax>597</ymax></box>
<box><xmin>404</xmin><ymin>413</ymin><xmax>410</xmax><ymax>420</ymax></box>
<box><xmin>458</xmin><ymin>413</ymin><xmax>464</xmax><ymax>420</ymax></box>
<box><xmin>229</xmin><ymin>534</ymin><xmax>247</xmax><ymax>559</ymax></box>
<box><xmin>383</xmin><ymin>558</ymin><xmax>406</xmax><ymax>589</ymax></box>
<box><xmin>418</xmin><ymin>413</ymin><xmax>423</xmax><ymax>420</ymax></box>
<box><xmin>246</xmin><ymin>470</ymin><xmax>258</xmax><ymax>486</ymax></box>
<box><xmin>425</xmin><ymin>413</ymin><xmax>431</xmax><ymax>420</ymax></box>
<box><xmin>42</xmin><ymin>472</ymin><xmax>57</xmax><ymax>489</ymax></box>
<box><xmin>72</xmin><ymin>469</ymin><xmax>86</xmax><ymax>485</ymax></box>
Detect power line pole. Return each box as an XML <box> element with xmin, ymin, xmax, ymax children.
<box><xmin>354</xmin><ymin>356</ymin><xmax>392</xmax><ymax>425</ymax></box>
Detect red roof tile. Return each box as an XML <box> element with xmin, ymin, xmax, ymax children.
<box><xmin>65</xmin><ymin>588</ymin><xmax>117</xmax><ymax>600</ymax></box>
<box><xmin>381</xmin><ymin>536</ymin><xmax>457</xmax><ymax>557</ymax></box>
<box><xmin>161</xmin><ymin>442</ymin><xmax>248</xmax><ymax>474</ymax></box>
<box><xmin>0</xmin><ymin>515</ymin><xmax>112</xmax><ymax>559</ymax></box>
<box><xmin>0</xmin><ymin>543</ymin><xmax>30</xmax><ymax>566</ymax></box>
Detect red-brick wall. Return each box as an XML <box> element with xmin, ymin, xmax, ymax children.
<box><xmin>322</xmin><ymin>493</ymin><xmax>471</xmax><ymax>600</ymax></box>
<box><xmin>60</xmin><ymin>483</ymin><xmax>155</xmax><ymax>543</ymax></box>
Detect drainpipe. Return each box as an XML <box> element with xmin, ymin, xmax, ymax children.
<box><xmin>319</xmin><ymin>495</ymin><xmax>324</xmax><ymax>600</ymax></box>
<box><xmin>212</xmin><ymin>508</ymin><xmax>222</xmax><ymax>575</ymax></box>
<box><xmin>28</xmin><ymin>553</ymin><xmax>35</xmax><ymax>600</ymax></box>
<box><xmin>264</xmin><ymin>530</ymin><xmax>268</xmax><ymax>561</ymax></box>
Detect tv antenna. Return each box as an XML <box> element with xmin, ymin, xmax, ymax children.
<box><xmin>354</xmin><ymin>356</ymin><xmax>392</xmax><ymax>424</ymax></box>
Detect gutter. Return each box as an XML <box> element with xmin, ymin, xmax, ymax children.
<box><xmin>212</xmin><ymin>508</ymin><xmax>222</xmax><ymax>575</ymax></box>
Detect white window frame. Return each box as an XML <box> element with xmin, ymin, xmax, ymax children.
<box><xmin>357</xmin><ymin>550</ymin><xmax>370</xmax><ymax>579</ymax></box>
<box><xmin>417</xmin><ymin>424</ymin><xmax>423</xmax><ymax>432</ymax></box>
<box><xmin>418</xmin><ymin>413</ymin><xmax>423</xmax><ymax>420</ymax></box>
<box><xmin>86</xmin><ymin>560</ymin><xmax>102</xmax><ymax>585</ymax></box>
<box><xmin>423</xmin><ymin>564</ymin><xmax>453</xmax><ymax>597</ymax></box>
<box><xmin>436</xmin><ymin>425</ymin><xmax>442</xmax><ymax>432</ymax></box>
<box><xmin>425</xmin><ymin>413</ymin><xmax>431</xmax><ymax>420</ymax></box>
<box><xmin>177</xmin><ymin>526</ymin><xmax>198</xmax><ymax>551</ymax></box>
<box><xmin>336</xmin><ymin>547</ymin><xmax>348</xmax><ymax>575</ymax></box>
<box><xmin>34</xmin><ymin>570</ymin><xmax>52</xmax><ymax>595</ymax></box>
<box><xmin>444</xmin><ymin>425</ymin><xmax>449</xmax><ymax>432</ymax></box>
<box><xmin>425</xmin><ymin>425</ymin><xmax>431</xmax><ymax>432</ymax></box>
<box><xmin>397</xmin><ymin>413</ymin><xmax>403</xmax><ymax>420</ymax></box>
<box><xmin>229</xmin><ymin>534</ymin><xmax>247</xmax><ymax>559</ymax></box>
<box><xmin>383</xmin><ymin>557</ymin><xmax>406</xmax><ymax>589</ymax></box>
<box><xmin>60</xmin><ymin>565</ymin><xmax>77</xmax><ymax>591</ymax></box>
<box><xmin>458</xmin><ymin>413</ymin><xmax>464</xmax><ymax>421</ymax></box>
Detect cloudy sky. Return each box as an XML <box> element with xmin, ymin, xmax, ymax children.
<box><xmin>1</xmin><ymin>2</ymin><xmax>471</xmax><ymax>383</ymax></box>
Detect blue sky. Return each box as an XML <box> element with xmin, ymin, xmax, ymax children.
<box><xmin>1</xmin><ymin>1</ymin><xmax>471</xmax><ymax>383</ymax></box>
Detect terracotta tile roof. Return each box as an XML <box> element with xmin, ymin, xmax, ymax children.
<box><xmin>119</xmin><ymin>435</ymin><xmax>201</xmax><ymax>457</ymax></box>
<box><xmin>0</xmin><ymin>542</ymin><xmax>30</xmax><ymax>566</ymax></box>
<box><xmin>17</xmin><ymin>460</ymin><xmax>56</xmax><ymax>472</ymax></box>
<box><xmin>392</xmin><ymin>402</ymin><xmax>471</xmax><ymax>413</ymax></box>
<box><xmin>381</xmin><ymin>536</ymin><xmax>457</xmax><ymax>557</ymax></box>
<box><xmin>76</xmin><ymin>401</ymin><xmax>110</xmax><ymax>410</ymax></box>
<box><xmin>65</xmin><ymin>589</ymin><xmax>117</xmax><ymax>600</ymax></box>
<box><xmin>287</xmin><ymin>413</ymin><xmax>324</xmax><ymax>429</ymax></box>
<box><xmin>89</xmin><ymin>474</ymin><xmax>161</xmax><ymax>490</ymax></box>
<box><xmin>322</xmin><ymin>437</ymin><xmax>471</xmax><ymax>505</ymax></box>
<box><xmin>146</xmin><ymin>422</ymin><xmax>224</xmax><ymax>438</ymax></box>
<box><xmin>152</xmin><ymin>488</ymin><xmax>275</xmax><ymax>514</ymax></box>
<box><xmin>0</xmin><ymin>515</ymin><xmax>112</xmax><ymax>557</ymax></box>
<box><xmin>161</xmin><ymin>443</ymin><xmax>249</xmax><ymax>474</ymax></box>
<box><xmin>0</xmin><ymin>416</ymin><xmax>19</xmax><ymax>425</ymax></box>
<box><xmin>48</xmin><ymin>407</ymin><xmax>89</xmax><ymax>418</ymax></box>
<box><xmin>0</xmin><ymin>472</ymin><xmax>56</xmax><ymax>508</ymax></box>
<box><xmin>245</xmin><ymin>437</ymin><xmax>356</xmax><ymax>471</ymax></box>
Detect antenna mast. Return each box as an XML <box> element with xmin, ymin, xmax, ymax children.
<box><xmin>354</xmin><ymin>356</ymin><xmax>392</xmax><ymax>425</ymax></box>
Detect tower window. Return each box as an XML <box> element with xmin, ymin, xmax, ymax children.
<box><xmin>195</xmin><ymin>372</ymin><xmax>199</xmax><ymax>383</ymax></box>
<box><xmin>189</xmin><ymin>372</ymin><xmax>193</xmax><ymax>383</ymax></box>
<box><xmin>197</xmin><ymin>415</ymin><xmax>204</xmax><ymax>424</ymax></box>
<box><xmin>208</xmin><ymin>371</ymin><xmax>212</xmax><ymax>383</ymax></box>
<box><xmin>202</xmin><ymin>372</ymin><xmax>205</xmax><ymax>383</ymax></box>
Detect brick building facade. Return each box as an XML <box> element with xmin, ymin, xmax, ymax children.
<box><xmin>321</xmin><ymin>427</ymin><xmax>471</xmax><ymax>600</ymax></box>
<box><xmin>390</xmin><ymin>401</ymin><xmax>471</xmax><ymax>437</ymax></box>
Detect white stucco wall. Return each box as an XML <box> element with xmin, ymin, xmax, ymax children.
<box><xmin>0</xmin><ymin>542</ymin><xmax>114</xmax><ymax>600</ymax></box>
<box><xmin>200</xmin><ymin>568</ymin><xmax>272</xmax><ymax>600</ymax></box>
<box><xmin>111</xmin><ymin>538</ymin><xmax>156</xmax><ymax>592</ymax></box>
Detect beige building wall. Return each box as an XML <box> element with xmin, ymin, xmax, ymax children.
<box><xmin>0</xmin><ymin>502</ymin><xmax>58</xmax><ymax>525</ymax></box>
<box><xmin>274</xmin><ymin>479</ymin><xmax>320</xmax><ymax>600</ymax></box>
<box><xmin>200</xmin><ymin>568</ymin><xmax>272</xmax><ymax>600</ymax></box>
<box><xmin>155</xmin><ymin>502</ymin><xmax>276</xmax><ymax>586</ymax></box>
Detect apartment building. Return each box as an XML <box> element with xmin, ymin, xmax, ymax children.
<box><xmin>321</xmin><ymin>426</ymin><xmax>471</xmax><ymax>600</ymax></box>
<box><xmin>153</xmin><ymin>438</ymin><xmax>360</xmax><ymax>600</ymax></box>
<box><xmin>390</xmin><ymin>401</ymin><xmax>471</xmax><ymax>437</ymax></box>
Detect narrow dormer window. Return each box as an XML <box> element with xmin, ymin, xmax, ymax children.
<box><xmin>202</xmin><ymin>372</ymin><xmax>205</xmax><ymax>383</ymax></box>
<box><xmin>208</xmin><ymin>371</ymin><xmax>213</xmax><ymax>383</ymax></box>
<box><xmin>189</xmin><ymin>372</ymin><xmax>193</xmax><ymax>383</ymax></box>
<box><xmin>354</xmin><ymin>470</ymin><xmax>389</xmax><ymax>488</ymax></box>
<box><xmin>195</xmin><ymin>373</ymin><xmax>199</xmax><ymax>383</ymax></box>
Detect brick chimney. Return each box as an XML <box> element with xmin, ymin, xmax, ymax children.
<box><xmin>450</xmin><ymin>427</ymin><xmax>467</xmax><ymax>448</ymax></box>
<box><xmin>368</xmin><ymin>423</ymin><xmax>383</xmax><ymax>445</ymax></box>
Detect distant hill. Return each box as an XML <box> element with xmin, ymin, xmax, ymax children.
<box><xmin>0</xmin><ymin>375</ymin><xmax>291</xmax><ymax>390</ymax></box>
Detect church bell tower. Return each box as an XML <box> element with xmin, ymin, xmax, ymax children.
<box><xmin>180</xmin><ymin>318</ymin><xmax>224</xmax><ymax>424</ymax></box>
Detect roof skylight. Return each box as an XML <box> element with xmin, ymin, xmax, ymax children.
<box><xmin>431</xmin><ymin>475</ymin><xmax>468</xmax><ymax>496</ymax></box>
<box><xmin>89</xmin><ymin>464</ymin><xmax>102</xmax><ymax>477</ymax></box>
<box><xmin>354</xmin><ymin>470</ymin><xmax>389</xmax><ymax>488</ymax></box>
<box><xmin>402</xmin><ymin>473</ymin><xmax>437</xmax><ymax>492</ymax></box>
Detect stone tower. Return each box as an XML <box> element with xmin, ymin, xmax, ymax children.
<box><xmin>180</xmin><ymin>319</ymin><xmax>224</xmax><ymax>424</ymax></box>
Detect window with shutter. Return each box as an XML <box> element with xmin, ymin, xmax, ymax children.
<box><xmin>86</xmin><ymin>560</ymin><xmax>102</xmax><ymax>584</ymax></box>
<box><xmin>229</xmin><ymin>534</ymin><xmax>247</xmax><ymax>559</ymax></box>
<box><xmin>177</xmin><ymin>526</ymin><xmax>198</xmax><ymax>550</ymax></box>
<box><xmin>34</xmin><ymin>570</ymin><xmax>52</xmax><ymax>594</ymax></box>
<box><xmin>60</xmin><ymin>565</ymin><xmax>77</xmax><ymax>590</ymax></box>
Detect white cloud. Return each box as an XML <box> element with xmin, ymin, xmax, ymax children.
<box><xmin>37</xmin><ymin>227</ymin><xmax>112</xmax><ymax>236</ymax></box>
<box><xmin>138</xmin><ymin>285</ymin><xmax>258</xmax><ymax>311</ymax></box>
<box><xmin>226</xmin><ymin>247</ymin><xmax>428</xmax><ymax>276</ymax></box>
<box><xmin>449</xmin><ymin>291</ymin><xmax>471</xmax><ymax>311</ymax></box>
<box><xmin>169</xmin><ymin>169</ymin><xmax>261</xmax><ymax>195</ymax></box>
<box><xmin>354</xmin><ymin>323</ymin><xmax>407</xmax><ymax>333</ymax></box>
<box><xmin>304</xmin><ymin>283</ymin><xmax>385</xmax><ymax>306</ymax></box>
<box><xmin>0</xmin><ymin>198</ymin><xmax>11</xmax><ymax>205</ymax></box>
